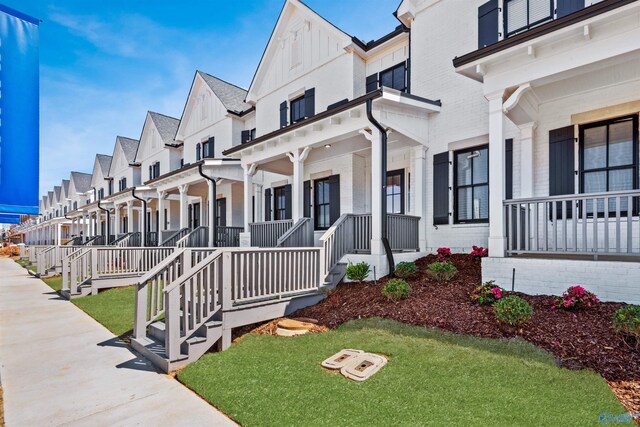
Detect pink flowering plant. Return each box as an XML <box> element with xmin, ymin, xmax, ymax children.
<box><xmin>552</xmin><ymin>286</ymin><xmax>599</xmax><ymax>311</ymax></box>
<box><xmin>436</xmin><ymin>247</ymin><xmax>452</xmax><ymax>262</ymax></box>
<box><xmin>470</xmin><ymin>246</ymin><xmax>488</xmax><ymax>259</ymax></box>
<box><xmin>470</xmin><ymin>281</ymin><xmax>505</xmax><ymax>305</ymax></box>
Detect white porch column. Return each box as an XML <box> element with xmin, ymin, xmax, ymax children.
<box><xmin>487</xmin><ymin>91</ymin><xmax>506</xmax><ymax>257</ymax></box>
<box><xmin>519</xmin><ymin>122</ymin><xmax>536</xmax><ymax>198</ymax></box>
<box><xmin>254</xmin><ymin>183</ymin><xmax>263</xmax><ymax>223</ymax></box>
<box><xmin>179</xmin><ymin>184</ymin><xmax>189</xmax><ymax>229</ymax></box>
<box><xmin>414</xmin><ymin>146</ymin><xmax>428</xmax><ymax>252</ymax></box>
<box><xmin>114</xmin><ymin>204</ymin><xmax>121</xmax><ymax>236</ymax></box>
<box><xmin>367</xmin><ymin>128</ymin><xmax>384</xmax><ymax>256</ymax></box>
<box><xmin>82</xmin><ymin>214</ymin><xmax>87</xmax><ymax>241</ymax></box>
<box><xmin>207</xmin><ymin>181</ymin><xmax>215</xmax><ymax>247</ymax></box>
<box><xmin>127</xmin><ymin>201</ymin><xmax>134</xmax><ymax>233</ymax></box>
<box><xmin>240</xmin><ymin>164</ymin><xmax>257</xmax><ymax>247</ymax></box>
<box><xmin>56</xmin><ymin>223</ymin><xmax>62</xmax><ymax>245</ymax></box>
<box><xmin>157</xmin><ymin>191</ymin><xmax>166</xmax><ymax>232</ymax></box>
<box><xmin>286</xmin><ymin>147</ymin><xmax>311</xmax><ymax>222</ymax></box>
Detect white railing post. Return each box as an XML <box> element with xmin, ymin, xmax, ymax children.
<box><xmin>165</xmin><ymin>289</ymin><xmax>181</xmax><ymax>361</ymax></box>
<box><xmin>133</xmin><ymin>281</ymin><xmax>148</xmax><ymax>340</ymax></box>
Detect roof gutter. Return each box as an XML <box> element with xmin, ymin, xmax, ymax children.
<box><xmin>366</xmin><ymin>98</ymin><xmax>395</xmax><ymax>276</ymax></box>
<box><xmin>198</xmin><ymin>163</ymin><xmax>217</xmax><ymax>247</ymax></box>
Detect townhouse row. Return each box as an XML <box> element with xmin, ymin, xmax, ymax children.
<box><xmin>14</xmin><ymin>0</ymin><xmax>640</xmax><ymax>303</ymax></box>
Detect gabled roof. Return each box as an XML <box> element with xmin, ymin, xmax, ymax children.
<box><xmin>71</xmin><ymin>171</ymin><xmax>92</xmax><ymax>194</ymax></box>
<box><xmin>116</xmin><ymin>136</ymin><xmax>140</xmax><ymax>165</ymax></box>
<box><xmin>246</xmin><ymin>0</ymin><xmax>353</xmax><ymax>103</ymax></box>
<box><xmin>196</xmin><ymin>71</ymin><xmax>252</xmax><ymax>114</ymax></box>
<box><xmin>62</xmin><ymin>179</ymin><xmax>70</xmax><ymax>197</ymax></box>
<box><xmin>149</xmin><ymin>112</ymin><xmax>180</xmax><ymax>145</ymax></box>
<box><xmin>47</xmin><ymin>191</ymin><xmax>54</xmax><ymax>208</ymax></box>
<box><xmin>54</xmin><ymin>186</ymin><xmax>62</xmax><ymax>203</ymax></box>
<box><xmin>96</xmin><ymin>154</ymin><xmax>112</xmax><ymax>177</ymax></box>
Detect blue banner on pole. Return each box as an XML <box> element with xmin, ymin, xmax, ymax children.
<box><xmin>0</xmin><ymin>213</ymin><xmax>21</xmax><ymax>224</ymax></box>
<box><xmin>0</xmin><ymin>4</ymin><xmax>39</xmax><ymax>215</ymax></box>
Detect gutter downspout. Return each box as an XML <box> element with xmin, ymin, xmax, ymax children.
<box><xmin>366</xmin><ymin>97</ymin><xmax>395</xmax><ymax>276</ymax></box>
<box><xmin>199</xmin><ymin>162</ymin><xmax>217</xmax><ymax>247</ymax></box>
<box><xmin>131</xmin><ymin>188</ymin><xmax>148</xmax><ymax>247</ymax></box>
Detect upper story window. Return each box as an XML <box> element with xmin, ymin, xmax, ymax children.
<box><xmin>241</xmin><ymin>128</ymin><xmax>257</xmax><ymax>144</ymax></box>
<box><xmin>290</xmin><ymin>95</ymin><xmax>306</xmax><ymax>124</ymax></box>
<box><xmin>149</xmin><ymin>162</ymin><xmax>160</xmax><ymax>180</ymax></box>
<box><xmin>73</xmin><ymin>201</ymin><xmax>78</xmax><ymax>210</ymax></box>
<box><xmin>366</xmin><ymin>62</ymin><xmax>407</xmax><ymax>93</ymax></box>
<box><xmin>108</xmin><ymin>181</ymin><xmax>113</xmax><ymax>196</ymax></box>
<box><xmin>504</xmin><ymin>0</ymin><xmax>553</xmax><ymax>37</ymax></box>
<box><xmin>118</xmin><ymin>177</ymin><xmax>127</xmax><ymax>192</ymax></box>
<box><xmin>477</xmin><ymin>0</ymin><xmax>586</xmax><ymax>49</ymax></box>
<box><xmin>280</xmin><ymin>88</ymin><xmax>315</xmax><ymax>128</ymax></box>
<box><xmin>97</xmin><ymin>188</ymin><xmax>105</xmax><ymax>200</ymax></box>
<box><xmin>454</xmin><ymin>146</ymin><xmax>489</xmax><ymax>223</ymax></box>
<box><xmin>202</xmin><ymin>137</ymin><xmax>215</xmax><ymax>158</ymax></box>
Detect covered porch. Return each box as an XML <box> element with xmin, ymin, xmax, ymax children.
<box><xmin>454</xmin><ymin>1</ymin><xmax>640</xmax><ymax>302</ymax></box>
<box><xmin>226</xmin><ymin>89</ymin><xmax>440</xmax><ymax>276</ymax></box>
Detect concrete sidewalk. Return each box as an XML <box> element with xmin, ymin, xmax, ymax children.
<box><xmin>0</xmin><ymin>258</ymin><xmax>235</xmax><ymax>427</ymax></box>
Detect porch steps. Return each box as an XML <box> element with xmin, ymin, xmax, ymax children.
<box><xmin>322</xmin><ymin>262</ymin><xmax>347</xmax><ymax>289</ymax></box>
<box><xmin>132</xmin><ymin>319</ymin><xmax>223</xmax><ymax>372</ymax></box>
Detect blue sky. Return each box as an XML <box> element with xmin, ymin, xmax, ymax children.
<box><xmin>3</xmin><ymin>0</ymin><xmax>401</xmax><ymax>196</ymax></box>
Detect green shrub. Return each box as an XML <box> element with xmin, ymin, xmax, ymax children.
<box><xmin>612</xmin><ymin>305</ymin><xmax>640</xmax><ymax>347</ymax></box>
<box><xmin>382</xmin><ymin>279</ymin><xmax>411</xmax><ymax>302</ymax></box>
<box><xmin>394</xmin><ymin>261</ymin><xmax>417</xmax><ymax>279</ymax></box>
<box><xmin>494</xmin><ymin>296</ymin><xmax>533</xmax><ymax>327</ymax></box>
<box><xmin>426</xmin><ymin>261</ymin><xmax>458</xmax><ymax>282</ymax></box>
<box><xmin>345</xmin><ymin>262</ymin><xmax>371</xmax><ymax>283</ymax></box>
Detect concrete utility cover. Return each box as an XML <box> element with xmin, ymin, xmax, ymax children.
<box><xmin>321</xmin><ymin>349</ymin><xmax>364</xmax><ymax>369</ymax></box>
<box><xmin>276</xmin><ymin>318</ymin><xmax>316</xmax><ymax>336</ymax></box>
<box><xmin>341</xmin><ymin>353</ymin><xmax>387</xmax><ymax>382</ymax></box>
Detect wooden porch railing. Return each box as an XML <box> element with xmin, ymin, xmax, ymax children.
<box><xmin>387</xmin><ymin>214</ymin><xmax>420</xmax><ymax>251</ymax></box>
<box><xmin>27</xmin><ymin>245</ymin><xmax>50</xmax><ymax>263</ymax></box>
<box><xmin>249</xmin><ymin>220</ymin><xmax>294</xmax><ymax>247</ymax></box>
<box><xmin>504</xmin><ymin>189</ymin><xmax>640</xmax><ymax>257</ymax></box>
<box><xmin>116</xmin><ymin>232</ymin><xmax>141</xmax><ymax>247</ymax></box>
<box><xmin>160</xmin><ymin>228</ymin><xmax>190</xmax><ymax>247</ymax></box>
<box><xmin>37</xmin><ymin>246</ymin><xmax>84</xmax><ymax>276</ymax></box>
<box><xmin>63</xmin><ymin>247</ymin><xmax>175</xmax><ymax>295</ymax></box>
<box><xmin>177</xmin><ymin>226</ymin><xmax>208</xmax><ymax>248</ymax></box>
<box><xmin>217</xmin><ymin>226</ymin><xmax>243</xmax><ymax>247</ymax></box>
<box><xmin>276</xmin><ymin>218</ymin><xmax>314</xmax><ymax>247</ymax></box>
<box><xmin>84</xmin><ymin>235</ymin><xmax>105</xmax><ymax>246</ymax></box>
<box><xmin>133</xmin><ymin>247</ymin><xmax>323</xmax><ymax>363</ymax></box>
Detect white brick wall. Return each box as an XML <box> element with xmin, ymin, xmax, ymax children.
<box><xmin>483</xmin><ymin>257</ymin><xmax>640</xmax><ymax>304</ymax></box>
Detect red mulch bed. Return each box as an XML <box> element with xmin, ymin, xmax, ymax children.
<box><xmin>294</xmin><ymin>254</ymin><xmax>640</xmax><ymax>412</ymax></box>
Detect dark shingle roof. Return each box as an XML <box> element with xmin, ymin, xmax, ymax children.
<box><xmin>71</xmin><ymin>171</ymin><xmax>92</xmax><ymax>194</ymax></box>
<box><xmin>54</xmin><ymin>186</ymin><xmax>62</xmax><ymax>202</ymax></box>
<box><xmin>197</xmin><ymin>71</ymin><xmax>252</xmax><ymax>114</ymax></box>
<box><xmin>149</xmin><ymin>112</ymin><xmax>179</xmax><ymax>145</ymax></box>
<box><xmin>96</xmin><ymin>154</ymin><xmax>112</xmax><ymax>176</ymax></box>
<box><xmin>62</xmin><ymin>179</ymin><xmax>70</xmax><ymax>196</ymax></box>
<box><xmin>116</xmin><ymin>136</ymin><xmax>140</xmax><ymax>164</ymax></box>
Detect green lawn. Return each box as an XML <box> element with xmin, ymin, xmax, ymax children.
<box><xmin>178</xmin><ymin>318</ymin><xmax>629</xmax><ymax>427</ymax></box>
<box><xmin>71</xmin><ymin>286</ymin><xmax>136</xmax><ymax>336</ymax></box>
<box><xmin>15</xmin><ymin>259</ymin><xmax>30</xmax><ymax>268</ymax></box>
<box><xmin>42</xmin><ymin>276</ymin><xmax>62</xmax><ymax>292</ymax></box>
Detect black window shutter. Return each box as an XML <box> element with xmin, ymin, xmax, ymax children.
<box><xmin>366</xmin><ymin>74</ymin><xmax>378</xmax><ymax>93</ymax></box>
<box><xmin>303</xmin><ymin>180</ymin><xmax>311</xmax><ymax>218</ymax></box>
<box><xmin>241</xmin><ymin>130</ymin><xmax>251</xmax><ymax>144</ymax></box>
<box><xmin>433</xmin><ymin>152</ymin><xmax>450</xmax><ymax>225</ymax></box>
<box><xmin>549</xmin><ymin>126</ymin><xmax>575</xmax><ymax>219</ymax></box>
<box><xmin>557</xmin><ymin>0</ymin><xmax>584</xmax><ymax>18</ymax></box>
<box><xmin>328</xmin><ymin>174</ymin><xmax>341</xmax><ymax>225</ymax></box>
<box><xmin>279</xmin><ymin>101</ymin><xmax>288</xmax><ymax>128</ymax></box>
<box><xmin>284</xmin><ymin>184</ymin><xmax>292</xmax><ymax>220</ymax></box>
<box><xmin>304</xmin><ymin>88</ymin><xmax>315</xmax><ymax>117</ymax></box>
<box><xmin>217</xmin><ymin>198</ymin><xmax>227</xmax><ymax>227</ymax></box>
<box><xmin>505</xmin><ymin>139</ymin><xmax>513</xmax><ymax>200</ymax></box>
<box><xmin>196</xmin><ymin>143</ymin><xmax>201</xmax><ymax>161</ymax></box>
<box><xmin>207</xmin><ymin>137</ymin><xmax>215</xmax><ymax>157</ymax></box>
<box><xmin>478</xmin><ymin>0</ymin><xmax>499</xmax><ymax>49</ymax></box>
<box><xmin>148</xmin><ymin>165</ymin><xmax>152</xmax><ymax>180</ymax></box>
<box><xmin>264</xmin><ymin>188</ymin><xmax>272</xmax><ymax>221</ymax></box>
<box><xmin>549</xmin><ymin>126</ymin><xmax>575</xmax><ymax>196</ymax></box>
